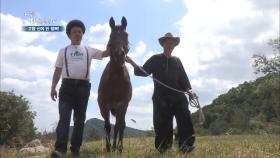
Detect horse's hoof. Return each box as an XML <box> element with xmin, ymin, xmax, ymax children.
<box><xmin>112</xmin><ymin>145</ymin><xmax>116</xmax><ymax>152</ymax></box>
<box><xmin>118</xmin><ymin>148</ymin><xmax>123</xmax><ymax>153</ymax></box>
<box><xmin>118</xmin><ymin>145</ymin><xmax>123</xmax><ymax>153</ymax></box>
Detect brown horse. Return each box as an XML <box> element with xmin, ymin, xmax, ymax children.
<box><xmin>97</xmin><ymin>16</ymin><xmax>132</xmax><ymax>153</ymax></box>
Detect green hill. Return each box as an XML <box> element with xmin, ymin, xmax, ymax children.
<box><xmin>69</xmin><ymin>118</ymin><xmax>146</xmax><ymax>141</ymax></box>
<box><xmin>192</xmin><ymin>73</ymin><xmax>280</xmax><ymax>135</ymax></box>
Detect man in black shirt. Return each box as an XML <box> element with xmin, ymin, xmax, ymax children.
<box><xmin>126</xmin><ymin>32</ymin><xmax>195</xmax><ymax>153</ymax></box>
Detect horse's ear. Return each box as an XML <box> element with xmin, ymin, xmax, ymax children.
<box><xmin>109</xmin><ymin>17</ymin><xmax>115</xmax><ymax>29</ymax></box>
<box><xmin>121</xmin><ymin>16</ymin><xmax>127</xmax><ymax>29</ymax></box>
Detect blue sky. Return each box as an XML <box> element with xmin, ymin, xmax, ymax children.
<box><xmin>1</xmin><ymin>0</ymin><xmax>279</xmax><ymax>132</ymax></box>
<box><xmin>1</xmin><ymin>0</ymin><xmax>186</xmax><ymax>51</ymax></box>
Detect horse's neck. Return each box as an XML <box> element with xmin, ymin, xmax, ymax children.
<box><xmin>108</xmin><ymin>61</ymin><xmax>126</xmax><ymax>74</ymax></box>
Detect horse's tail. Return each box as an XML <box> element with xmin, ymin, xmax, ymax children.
<box><xmin>110</xmin><ymin>109</ymin><xmax>116</xmax><ymax>116</ymax></box>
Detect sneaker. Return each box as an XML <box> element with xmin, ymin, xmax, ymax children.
<box><xmin>50</xmin><ymin>150</ymin><xmax>65</xmax><ymax>158</ymax></box>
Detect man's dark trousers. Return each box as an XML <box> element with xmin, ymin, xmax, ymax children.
<box><xmin>153</xmin><ymin>97</ymin><xmax>195</xmax><ymax>152</ymax></box>
<box><xmin>55</xmin><ymin>79</ymin><xmax>91</xmax><ymax>154</ymax></box>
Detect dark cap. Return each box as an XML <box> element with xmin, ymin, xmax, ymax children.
<box><xmin>66</xmin><ymin>19</ymin><xmax>85</xmax><ymax>38</ymax></box>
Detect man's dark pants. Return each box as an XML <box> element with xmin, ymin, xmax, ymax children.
<box><xmin>55</xmin><ymin>79</ymin><xmax>91</xmax><ymax>154</ymax></box>
<box><xmin>153</xmin><ymin>97</ymin><xmax>195</xmax><ymax>152</ymax></box>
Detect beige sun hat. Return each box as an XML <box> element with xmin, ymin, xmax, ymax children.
<box><xmin>158</xmin><ymin>32</ymin><xmax>180</xmax><ymax>47</ymax></box>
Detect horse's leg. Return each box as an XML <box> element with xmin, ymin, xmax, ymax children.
<box><xmin>117</xmin><ymin>106</ymin><xmax>127</xmax><ymax>153</ymax></box>
<box><xmin>112</xmin><ymin>110</ymin><xmax>119</xmax><ymax>151</ymax></box>
<box><xmin>102</xmin><ymin>107</ymin><xmax>111</xmax><ymax>152</ymax></box>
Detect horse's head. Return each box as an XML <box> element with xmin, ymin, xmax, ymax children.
<box><xmin>108</xmin><ymin>16</ymin><xmax>129</xmax><ymax>65</ymax></box>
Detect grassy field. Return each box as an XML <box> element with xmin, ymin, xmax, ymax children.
<box><xmin>1</xmin><ymin>135</ymin><xmax>279</xmax><ymax>158</ymax></box>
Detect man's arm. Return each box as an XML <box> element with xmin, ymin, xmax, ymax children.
<box><xmin>50</xmin><ymin>67</ymin><xmax>62</xmax><ymax>101</ymax></box>
<box><xmin>102</xmin><ymin>49</ymin><xmax>110</xmax><ymax>57</ymax></box>
<box><xmin>125</xmin><ymin>56</ymin><xmax>138</xmax><ymax>68</ymax></box>
<box><xmin>126</xmin><ymin>55</ymin><xmax>154</xmax><ymax>76</ymax></box>
<box><xmin>177</xmin><ymin>58</ymin><xmax>195</xmax><ymax>97</ymax></box>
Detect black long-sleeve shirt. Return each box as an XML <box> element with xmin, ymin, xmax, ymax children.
<box><xmin>134</xmin><ymin>53</ymin><xmax>192</xmax><ymax>102</ymax></box>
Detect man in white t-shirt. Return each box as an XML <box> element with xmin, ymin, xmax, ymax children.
<box><xmin>50</xmin><ymin>19</ymin><xmax>110</xmax><ymax>158</ymax></box>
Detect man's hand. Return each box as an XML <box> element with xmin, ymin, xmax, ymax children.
<box><xmin>187</xmin><ymin>89</ymin><xmax>196</xmax><ymax>99</ymax></box>
<box><xmin>102</xmin><ymin>49</ymin><xmax>111</xmax><ymax>57</ymax></box>
<box><xmin>102</xmin><ymin>45</ymin><xmax>111</xmax><ymax>57</ymax></box>
<box><xmin>50</xmin><ymin>67</ymin><xmax>62</xmax><ymax>101</ymax></box>
<box><xmin>125</xmin><ymin>56</ymin><xmax>133</xmax><ymax>64</ymax></box>
<box><xmin>51</xmin><ymin>88</ymin><xmax>57</xmax><ymax>101</ymax></box>
<box><xmin>125</xmin><ymin>56</ymin><xmax>138</xmax><ymax>68</ymax></box>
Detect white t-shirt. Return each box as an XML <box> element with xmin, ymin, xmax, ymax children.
<box><xmin>55</xmin><ymin>45</ymin><xmax>103</xmax><ymax>80</ymax></box>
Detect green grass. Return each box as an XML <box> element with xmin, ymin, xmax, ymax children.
<box><xmin>1</xmin><ymin>135</ymin><xmax>279</xmax><ymax>158</ymax></box>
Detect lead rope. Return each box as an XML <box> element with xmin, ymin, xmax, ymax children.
<box><xmin>135</xmin><ymin>64</ymin><xmax>205</xmax><ymax>125</ymax></box>
<box><xmin>188</xmin><ymin>93</ymin><xmax>205</xmax><ymax>125</ymax></box>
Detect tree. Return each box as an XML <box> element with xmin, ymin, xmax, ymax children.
<box><xmin>192</xmin><ymin>73</ymin><xmax>280</xmax><ymax>135</ymax></box>
<box><xmin>252</xmin><ymin>38</ymin><xmax>280</xmax><ymax>74</ymax></box>
<box><xmin>0</xmin><ymin>91</ymin><xmax>37</xmax><ymax>146</ymax></box>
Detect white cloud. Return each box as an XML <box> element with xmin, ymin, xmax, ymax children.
<box><xmin>126</xmin><ymin>113</ymin><xmax>153</xmax><ymax>130</ymax></box>
<box><xmin>88</xmin><ymin>43</ymin><xmax>108</xmax><ymax>71</ymax></box>
<box><xmin>126</xmin><ymin>83</ymin><xmax>154</xmax><ymax>130</ymax></box>
<box><xmin>87</xmin><ymin>23</ymin><xmax>111</xmax><ymax>69</ymax></box>
<box><xmin>87</xmin><ymin>22</ymin><xmax>110</xmax><ymax>45</ymax></box>
<box><xmin>2</xmin><ymin>45</ymin><xmax>57</xmax><ymax>80</ymax></box>
<box><xmin>1</xmin><ymin>13</ymin><xmax>37</xmax><ymax>45</ymax></box>
<box><xmin>249</xmin><ymin>0</ymin><xmax>279</xmax><ymax>11</ymax></box>
<box><xmin>1</xmin><ymin>13</ymin><xmax>57</xmax><ymax>46</ymax></box>
<box><xmin>89</xmin><ymin>90</ymin><xmax>98</xmax><ymax>102</ymax></box>
<box><xmin>190</xmin><ymin>77</ymin><xmax>238</xmax><ymax>105</ymax></box>
<box><xmin>1</xmin><ymin>13</ymin><xmax>58</xmax><ymax>80</ymax></box>
<box><xmin>1</xmin><ymin>13</ymin><xmax>60</xmax><ymax>131</ymax></box>
<box><xmin>130</xmin><ymin>83</ymin><xmax>153</xmax><ymax>109</ymax></box>
<box><xmin>129</xmin><ymin>41</ymin><xmax>146</xmax><ymax>61</ymax></box>
<box><xmin>173</xmin><ymin>0</ymin><xmax>279</xmax><ymax>106</ymax></box>
<box><xmin>60</xmin><ymin>20</ymin><xmax>67</xmax><ymax>27</ymax></box>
